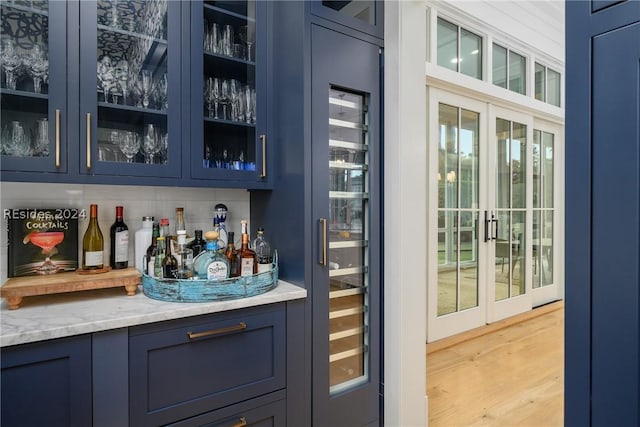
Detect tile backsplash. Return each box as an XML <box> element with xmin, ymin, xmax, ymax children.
<box><xmin>0</xmin><ymin>182</ymin><xmax>250</xmax><ymax>282</ymax></box>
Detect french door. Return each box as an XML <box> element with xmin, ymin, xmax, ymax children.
<box><xmin>427</xmin><ymin>89</ymin><xmax>562</xmax><ymax>341</ymax></box>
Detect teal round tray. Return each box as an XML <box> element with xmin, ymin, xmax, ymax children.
<box><xmin>142</xmin><ymin>260</ymin><xmax>278</xmax><ymax>303</ymax></box>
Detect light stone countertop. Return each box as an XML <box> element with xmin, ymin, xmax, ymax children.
<box><xmin>0</xmin><ymin>280</ymin><xmax>306</xmax><ymax>347</ymax></box>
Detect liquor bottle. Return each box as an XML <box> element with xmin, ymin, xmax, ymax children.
<box><xmin>187</xmin><ymin>229</ymin><xmax>206</xmax><ymax>257</ymax></box>
<box><xmin>253</xmin><ymin>227</ymin><xmax>272</xmax><ymax>273</ymax></box>
<box><xmin>175</xmin><ymin>230</ymin><xmax>193</xmax><ymax>279</ymax></box>
<box><xmin>162</xmin><ymin>235</ymin><xmax>178</xmax><ymax>278</ymax></box>
<box><xmin>224</xmin><ymin>231</ymin><xmax>240</xmax><ymax>277</ymax></box>
<box><xmin>109</xmin><ymin>206</ymin><xmax>129</xmax><ymax>269</ymax></box>
<box><xmin>159</xmin><ymin>218</ymin><xmax>170</xmax><ymax>237</ymax></box>
<box><xmin>239</xmin><ymin>220</ymin><xmax>257</xmax><ymax>276</ymax></box>
<box><xmin>175</xmin><ymin>207</ymin><xmax>186</xmax><ymax>235</ymax></box>
<box><xmin>153</xmin><ymin>236</ymin><xmax>166</xmax><ymax>278</ymax></box>
<box><xmin>192</xmin><ymin>230</ymin><xmax>230</xmax><ymax>280</ymax></box>
<box><xmin>145</xmin><ymin>222</ymin><xmax>160</xmax><ymax>275</ymax></box>
<box><xmin>212</xmin><ymin>218</ymin><xmax>225</xmax><ymax>254</ymax></box>
<box><xmin>214</xmin><ymin>203</ymin><xmax>229</xmax><ymax>249</ymax></box>
<box><xmin>135</xmin><ymin>216</ymin><xmax>154</xmax><ymax>273</ymax></box>
<box><xmin>82</xmin><ymin>204</ymin><xmax>104</xmax><ymax>270</ymax></box>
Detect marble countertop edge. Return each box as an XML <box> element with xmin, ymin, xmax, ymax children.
<box><xmin>1</xmin><ymin>280</ymin><xmax>306</xmax><ymax>347</ymax></box>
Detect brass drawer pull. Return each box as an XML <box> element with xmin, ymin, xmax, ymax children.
<box><xmin>231</xmin><ymin>417</ymin><xmax>247</xmax><ymax>427</ymax></box>
<box><xmin>55</xmin><ymin>109</ymin><xmax>61</xmax><ymax>168</ymax></box>
<box><xmin>187</xmin><ymin>322</ymin><xmax>247</xmax><ymax>340</ymax></box>
<box><xmin>86</xmin><ymin>113</ymin><xmax>91</xmax><ymax>169</ymax></box>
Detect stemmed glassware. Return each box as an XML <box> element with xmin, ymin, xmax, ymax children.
<box><xmin>27</xmin><ymin>44</ymin><xmax>48</xmax><ymax>94</ymax></box>
<box><xmin>118</xmin><ymin>130</ymin><xmax>140</xmax><ymax>163</ymax></box>
<box><xmin>138</xmin><ymin>69</ymin><xmax>154</xmax><ymax>109</ymax></box>
<box><xmin>142</xmin><ymin>124</ymin><xmax>159</xmax><ymax>164</ymax></box>
<box><xmin>114</xmin><ymin>59</ymin><xmax>130</xmax><ymax>105</ymax></box>
<box><xmin>156</xmin><ymin>73</ymin><xmax>168</xmax><ymax>110</ymax></box>
<box><xmin>219</xmin><ymin>79</ymin><xmax>231</xmax><ymax>121</ymax></box>
<box><xmin>238</xmin><ymin>25</ymin><xmax>253</xmax><ymax>61</ymax></box>
<box><xmin>1</xmin><ymin>39</ymin><xmax>23</xmax><ymax>90</ymax></box>
<box><xmin>229</xmin><ymin>79</ymin><xmax>241</xmax><ymax>121</ymax></box>
<box><xmin>2</xmin><ymin>121</ymin><xmax>31</xmax><ymax>157</ymax></box>
<box><xmin>97</xmin><ymin>55</ymin><xmax>115</xmax><ymax>103</ymax></box>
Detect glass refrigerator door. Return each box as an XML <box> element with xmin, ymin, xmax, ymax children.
<box><xmin>327</xmin><ymin>87</ymin><xmax>370</xmax><ymax>392</ymax></box>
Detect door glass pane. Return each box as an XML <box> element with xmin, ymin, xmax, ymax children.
<box><xmin>543</xmin><ymin>132</ymin><xmax>554</xmax><ymax>208</ymax></box>
<box><xmin>1</xmin><ymin>1</ymin><xmax>50</xmax><ymax>158</ymax></box>
<box><xmin>460</xmin><ymin>109</ymin><xmax>479</xmax><ymax>209</ymax></box>
<box><xmin>495</xmin><ymin>211</ymin><xmax>511</xmax><ymax>301</ymax></box>
<box><xmin>438</xmin><ymin>211</ymin><xmax>458</xmax><ymax>316</ymax></box>
<box><xmin>533</xmin><ymin>130</ymin><xmax>541</xmax><ymax>209</ymax></box>
<box><xmin>328</xmin><ymin>87</ymin><xmax>368</xmax><ymax>393</ymax></box>
<box><xmin>437</xmin><ymin>18</ymin><xmax>458</xmax><ymax>72</ymax></box>
<box><xmin>96</xmin><ymin>0</ymin><xmax>169</xmax><ymax>164</ymax></box>
<box><xmin>541</xmin><ymin>211</ymin><xmax>553</xmax><ymax>286</ymax></box>
<box><xmin>460</xmin><ymin>29</ymin><xmax>482</xmax><ymax>79</ymax></box>
<box><xmin>511</xmin><ymin>122</ymin><xmax>526</xmax><ymax>209</ymax></box>
<box><xmin>439</xmin><ymin>103</ymin><xmax>458</xmax><ymax>209</ymax></box>
<box><xmin>460</xmin><ymin>211</ymin><xmax>478</xmax><ymax>310</ymax></box>
<box><xmin>322</xmin><ymin>1</ymin><xmax>375</xmax><ymax>25</ymax></box>
<box><xmin>202</xmin><ymin>1</ymin><xmax>257</xmax><ymax>172</ymax></box>
<box><xmin>492</xmin><ymin>43</ymin><xmax>507</xmax><ymax>88</ymax></box>
<box><xmin>533</xmin><ymin>210</ymin><xmax>542</xmax><ymax>289</ymax></box>
<box><xmin>511</xmin><ymin>210</ymin><xmax>526</xmax><ymax>296</ymax></box>
<box><xmin>496</xmin><ymin>118</ymin><xmax>510</xmax><ymax>209</ymax></box>
<box><xmin>508</xmin><ymin>50</ymin><xmax>526</xmax><ymax>95</ymax></box>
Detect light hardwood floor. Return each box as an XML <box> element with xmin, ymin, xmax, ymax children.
<box><xmin>426</xmin><ymin>301</ymin><xmax>564</xmax><ymax>426</ymax></box>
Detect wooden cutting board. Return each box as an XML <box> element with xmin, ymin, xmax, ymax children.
<box><xmin>1</xmin><ymin>267</ymin><xmax>141</xmax><ymax>310</ymax></box>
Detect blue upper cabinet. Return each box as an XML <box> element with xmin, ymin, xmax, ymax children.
<box><xmin>1</xmin><ymin>0</ymin><xmax>270</xmax><ymax>189</ymax></box>
<box><xmin>78</xmin><ymin>0</ymin><xmax>182</xmax><ymax>179</ymax></box>
<box><xmin>188</xmin><ymin>1</ymin><xmax>270</xmax><ymax>187</ymax></box>
<box><xmin>0</xmin><ymin>1</ymin><xmax>68</xmax><ymax>174</ymax></box>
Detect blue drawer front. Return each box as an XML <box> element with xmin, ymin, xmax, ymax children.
<box><xmin>129</xmin><ymin>305</ymin><xmax>286</xmax><ymax>426</ymax></box>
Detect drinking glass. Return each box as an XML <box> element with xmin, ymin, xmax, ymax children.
<box><xmin>220</xmin><ymin>79</ymin><xmax>231</xmax><ymax>120</ymax></box>
<box><xmin>204</xmin><ymin>77</ymin><xmax>215</xmax><ymax>118</ymax></box>
<box><xmin>142</xmin><ymin>124</ymin><xmax>159</xmax><ymax>164</ymax></box>
<box><xmin>1</xmin><ymin>39</ymin><xmax>23</xmax><ymax>90</ymax></box>
<box><xmin>139</xmin><ymin>69</ymin><xmax>154</xmax><ymax>108</ymax></box>
<box><xmin>238</xmin><ymin>25</ymin><xmax>253</xmax><ymax>61</ymax></box>
<box><xmin>97</xmin><ymin>55</ymin><xmax>115</xmax><ymax>103</ymax></box>
<box><xmin>211</xmin><ymin>23</ymin><xmax>221</xmax><ymax>54</ymax></box>
<box><xmin>156</xmin><ymin>73</ymin><xmax>168</xmax><ymax>110</ymax></box>
<box><xmin>33</xmin><ymin>118</ymin><xmax>49</xmax><ymax>156</ymax></box>
<box><xmin>222</xmin><ymin>25</ymin><xmax>234</xmax><ymax>57</ymax></box>
<box><xmin>229</xmin><ymin>79</ymin><xmax>241</xmax><ymax>121</ymax></box>
<box><xmin>159</xmin><ymin>132</ymin><xmax>168</xmax><ymax>164</ymax></box>
<box><xmin>27</xmin><ymin>44</ymin><xmax>48</xmax><ymax>94</ymax></box>
<box><xmin>118</xmin><ymin>130</ymin><xmax>140</xmax><ymax>163</ymax></box>
<box><xmin>115</xmin><ymin>59</ymin><xmax>130</xmax><ymax>105</ymax></box>
<box><xmin>2</xmin><ymin>121</ymin><xmax>31</xmax><ymax>157</ymax></box>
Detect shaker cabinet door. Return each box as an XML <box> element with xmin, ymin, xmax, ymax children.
<box><xmin>0</xmin><ymin>1</ymin><xmax>69</xmax><ymax>174</ymax></box>
<box><xmin>78</xmin><ymin>0</ymin><xmax>182</xmax><ymax>179</ymax></box>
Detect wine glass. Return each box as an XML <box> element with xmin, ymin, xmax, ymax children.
<box><xmin>33</xmin><ymin>118</ymin><xmax>49</xmax><ymax>156</ymax></box>
<box><xmin>220</xmin><ymin>79</ymin><xmax>231</xmax><ymax>120</ymax></box>
<box><xmin>2</xmin><ymin>121</ymin><xmax>31</xmax><ymax>157</ymax></box>
<box><xmin>142</xmin><ymin>124</ymin><xmax>159</xmax><ymax>164</ymax></box>
<box><xmin>157</xmin><ymin>73</ymin><xmax>168</xmax><ymax>110</ymax></box>
<box><xmin>118</xmin><ymin>130</ymin><xmax>140</xmax><ymax>163</ymax></box>
<box><xmin>138</xmin><ymin>69</ymin><xmax>154</xmax><ymax>108</ymax></box>
<box><xmin>97</xmin><ymin>55</ymin><xmax>115</xmax><ymax>103</ymax></box>
<box><xmin>27</xmin><ymin>44</ymin><xmax>48</xmax><ymax>94</ymax></box>
<box><xmin>159</xmin><ymin>132</ymin><xmax>168</xmax><ymax>164</ymax></box>
<box><xmin>1</xmin><ymin>39</ymin><xmax>23</xmax><ymax>90</ymax></box>
<box><xmin>29</xmin><ymin>231</ymin><xmax>65</xmax><ymax>274</ymax></box>
<box><xmin>115</xmin><ymin>59</ymin><xmax>130</xmax><ymax>105</ymax></box>
<box><xmin>229</xmin><ymin>79</ymin><xmax>241</xmax><ymax>121</ymax></box>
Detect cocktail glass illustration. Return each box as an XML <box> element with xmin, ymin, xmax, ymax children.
<box><xmin>29</xmin><ymin>231</ymin><xmax>65</xmax><ymax>274</ymax></box>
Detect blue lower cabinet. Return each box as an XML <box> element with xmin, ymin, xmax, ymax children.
<box><xmin>0</xmin><ymin>335</ymin><xmax>92</xmax><ymax>427</ymax></box>
<box><xmin>129</xmin><ymin>304</ymin><xmax>286</xmax><ymax>427</ymax></box>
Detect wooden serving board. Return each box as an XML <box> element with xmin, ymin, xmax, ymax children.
<box><xmin>1</xmin><ymin>267</ymin><xmax>141</xmax><ymax>310</ymax></box>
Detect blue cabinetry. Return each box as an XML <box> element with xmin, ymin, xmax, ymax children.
<box><xmin>1</xmin><ymin>335</ymin><xmax>92</xmax><ymax>427</ymax></box>
<box><xmin>251</xmin><ymin>2</ymin><xmax>383</xmax><ymax>425</ymax></box>
<box><xmin>1</xmin><ymin>0</ymin><xmax>270</xmax><ymax>189</ymax></box>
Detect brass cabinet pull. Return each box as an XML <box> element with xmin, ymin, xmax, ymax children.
<box><xmin>319</xmin><ymin>218</ymin><xmax>327</xmax><ymax>266</ymax></box>
<box><xmin>86</xmin><ymin>113</ymin><xmax>91</xmax><ymax>169</ymax></box>
<box><xmin>259</xmin><ymin>134</ymin><xmax>266</xmax><ymax>178</ymax></box>
<box><xmin>55</xmin><ymin>109</ymin><xmax>61</xmax><ymax>168</ymax></box>
<box><xmin>187</xmin><ymin>322</ymin><xmax>247</xmax><ymax>340</ymax></box>
<box><xmin>231</xmin><ymin>417</ymin><xmax>247</xmax><ymax>427</ymax></box>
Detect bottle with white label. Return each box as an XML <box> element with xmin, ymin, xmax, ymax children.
<box><xmin>110</xmin><ymin>206</ymin><xmax>129</xmax><ymax>269</ymax></box>
<box><xmin>192</xmin><ymin>230</ymin><xmax>229</xmax><ymax>280</ymax></box>
<box><xmin>82</xmin><ymin>204</ymin><xmax>104</xmax><ymax>270</ymax></box>
<box><xmin>253</xmin><ymin>228</ymin><xmax>272</xmax><ymax>273</ymax></box>
<box><xmin>239</xmin><ymin>220</ymin><xmax>257</xmax><ymax>276</ymax></box>
<box><xmin>135</xmin><ymin>216</ymin><xmax>154</xmax><ymax>273</ymax></box>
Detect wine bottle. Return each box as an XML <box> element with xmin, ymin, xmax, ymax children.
<box><xmin>110</xmin><ymin>206</ymin><xmax>129</xmax><ymax>269</ymax></box>
<box><xmin>224</xmin><ymin>231</ymin><xmax>240</xmax><ymax>277</ymax></box>
<box><xmin>239</xmin><ymin>220</ymin><xmax>257</xmax><ymax>276</ymax></box>
<box><xmin>153</xmin><ymin>236</ymin><xmax>166</xmax><ymax>278</ymax></box>
<box><xmin>162</xmin><ymin>235</ymin><xmax>178</xmax><ymax>278</ymax></box>
<box><xmin>82</xmin><ymin>204</ymin><xmax>104</xmax><ymax>270</ymax></box>
<box><xmin>145</xmin><ymin>222</ymin><xmax>160</xmax><ymax>275</ymax></box>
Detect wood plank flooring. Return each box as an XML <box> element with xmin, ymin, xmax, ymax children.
<box><xmin>426</xmin><ymin>301</ymin><xmax>564</xmax><ymax>426</ymax></box>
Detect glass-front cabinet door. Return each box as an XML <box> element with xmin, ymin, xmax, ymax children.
<box><xmin>79</xmin><ymin>0</ymin><xmax>181</xmax><ymax>177</ymax></box>
<box><xmin>1</xmin><ymin>1</ymin><xmax>67</xmax><ymax>173</ymax></box>
<box><xmin>189</xmin><ymin>1</ymin><xmax>267</xmax><ymax>184</ymax></box>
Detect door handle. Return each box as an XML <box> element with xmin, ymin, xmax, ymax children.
<box><xmin>484</xmin><ymin>211</ymin><xmax>490</xmax><ymax>242</ymax></box>
<box><xmin>318</xmin><ymin>218</ymin><xmax>327</xmax><ymax>266</ymax></box>
<box><xmin>259</xmin><ymin>134</ymin><xmax>266</xmax><ymax>178</ymax></box>
<box><xmin>85</xmin><ymin>113</ymin><xmax>91</xmax><ymax>170</ymax></box>
<box><xmin>492</xmin><ymin>214</ymin><xmax>498</xmax><ymax>240</ymax></box>
<box><xmin>55</xmin><ymin>109</ymin><xmax>61</xmax><ymax>168</ymax></box>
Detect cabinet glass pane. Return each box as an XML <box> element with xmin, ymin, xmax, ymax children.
<box><xmin>96</xmin><ymin>0</ymin><xmax>169</xmax><ymax>164</ymax></box>
<box><xmin>202</xmin><ymin>1</ymin><xmax>257</xmax><ymax>172</ymax></box>
<box><xmin>328</xmin><ymin>87</ymin><xmax>369</xmax><ymax>393</ymax></box>
<box><xmin>1</xmin><ymin>1</ymin><xmax>51</xmax><ymax>158</ymax></box>
<box><xmin>322</xmin><ymin>1</ymin><xmax>375</xmax><ymax>25</ymax></box>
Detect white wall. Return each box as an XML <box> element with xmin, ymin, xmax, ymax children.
<box><xmin>0</xmin><ymin>182</ymin><xmax>249</xmax><ymax>282</ymax></box>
